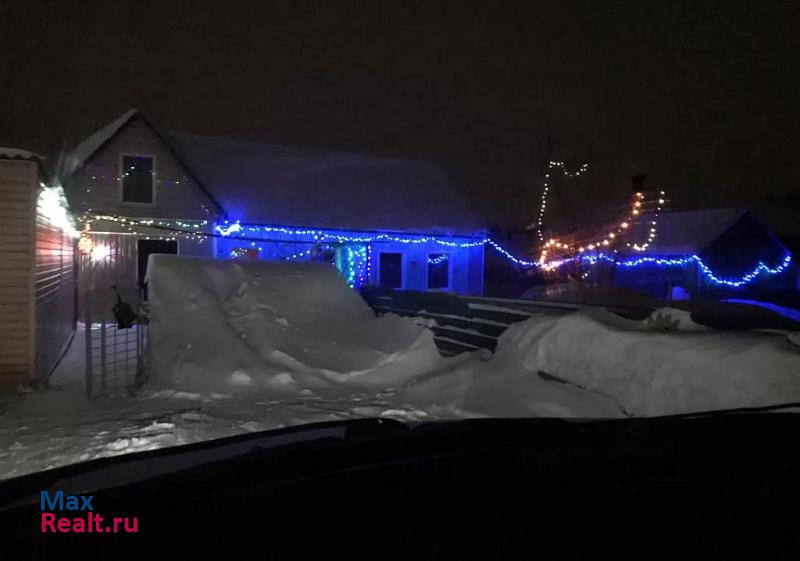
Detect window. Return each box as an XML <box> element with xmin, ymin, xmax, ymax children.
<box><xmin>379</xmin><ymin>252</ymin><xmax>403</xmax><ymax>288</ymax></box>
<box><xmin>427</xmin><ymin>253</ymin><xmax>450</xmax><ymax>289</ymax></box>
<box><xmin>121</xmin><ymin>155</ymin><xmax>154</xmax><ymax>204</ymax></box>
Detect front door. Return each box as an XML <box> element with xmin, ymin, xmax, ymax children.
<box><xmin>137</xmin><ymin>239</ymin><xmax>178</xmax><ymax>288</ymax></box>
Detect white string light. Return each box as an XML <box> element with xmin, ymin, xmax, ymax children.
<box><xmin>37</xmin><ymin>184</ymin><xmax>79</xmax><ymax>238</ymax></box>
<box><xmin>534</xmin><ymin>161</ymin><xmax>590</xmax><ymax>242</ymax></box>
<box><xmin>82</xmin><ymin>213</ymin><xmax>792</xmax><ymax>288</ymax></box>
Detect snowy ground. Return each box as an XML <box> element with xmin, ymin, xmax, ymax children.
<box><xmin>0</xmin><ymin>324</ymin><xmax>437</xmax><ymax>479</ymax></box>
<box><xmin>1</xmin><ymin>257</ymin><xmax>799</xmax><ymax>480</ymax></box>
<box><xmin>1</xmin><ymin>323</ymin><xmax>615</xmax><ymax>479</ymax></box>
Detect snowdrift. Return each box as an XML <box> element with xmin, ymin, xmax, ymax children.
<box><xmin>144</xmin><ymin>255</ymin><xmax>799</xmax><ymax>419</ymax></box>
<box><xmin>400</xmin><ymin>352</ymin><xmax>626</xmax><ymax>419</ymax></box>
<box><xmin>488</xmin><ymin>308</ymin><xmax>800</xmax><ymax>416</ymax></box>
<box><xmin>146</xmin><ymin>256</ymin><xmax>443</xmax><ymax>393</ymax></box>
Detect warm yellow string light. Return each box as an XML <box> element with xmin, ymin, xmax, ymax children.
<box><xmin>535</xmin><ymin>188</ymin><xmax>667</xmax><ymax>268</ymax></box>
<box><xmin>77</xmin><ymin>213</ymin><xmax>211</xmax><ymax>251</ymax></box>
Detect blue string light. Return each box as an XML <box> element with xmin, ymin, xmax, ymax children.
<box><xmin>284</xmin><ymin>248</ymin><xmax>312</xmax><ymax>260</ymax></box>
<box><xmin>215</xmin><ymin>220</ymin><xmax>793</xmax><ymax>289</ymax></box>
<box><xmin>579</xmin><ymin>252</ymin><xmax>793</xmax><ymax>288</ymax></box>
<box><xmin>342</xmin><ymin>245</ymin><xmax>368</xmax><ymax>288</ymax></box>
<box><xmin>427</xmin><ymin>254</ymin><xmax>450</xmax><ymax>265</ymax></box>
<box><xmin>215</xmin><ymin>221</ymin><xmax>487</xmax><ymax>247</ymax></box>
<box><xmin>485</xmin><ymin>239</ymin><xmax>537</xmax><ymax>267</ymax></box>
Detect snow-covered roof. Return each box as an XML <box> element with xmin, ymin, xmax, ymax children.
<box><xmin>57</xmin><ymin>109</ymin><xmax>138</xmax><ymax>184</ymax></box>
<box><xmin>626</xmin><ymin>208</ymin><xmax>747</xmax><ymax>255</ymax></box>
<box><xmin>54</xmin><ymin>109</ymin><xmax>485</xmax><ymax>235</ymax></box>
<box><xmin>167</xmin><ymin>132</ymin><xmax>486</xmax><ymax>234</ymax></box>
<box><xmin>0</xmin><ymin>147</ymin><xmax>44</xmax><ymax>161</ymax></box>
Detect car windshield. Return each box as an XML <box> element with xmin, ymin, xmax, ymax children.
<box><xmin>1</xmin><ymin>2</ymin><xmax>798</xmax><ymax>484</ymax></box>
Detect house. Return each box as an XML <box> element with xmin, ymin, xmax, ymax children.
<box><xmin>603</xmin><ymin>208</ymin><xmax>794</xmax><ymax>299</ymax></box>
<box><xmin>57</xmin><ymin>110</ymin><xmax>222</xmax><ymax>305</ymax></box>
<box><xmin>56</xmin><ymin>110</ymin><xmax>487</xmax><ymax>301</ymax></box>
<box><xmin>0</xmin><ymin>149</ymin><xmax>77</xmax><ymax>389</ymax></box>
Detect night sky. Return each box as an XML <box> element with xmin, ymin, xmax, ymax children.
<box><xmin>1</xmin><ymin>1</ymin><xmax>798</xmax><ymax>227</ymax></box>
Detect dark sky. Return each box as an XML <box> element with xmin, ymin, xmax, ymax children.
<box><xmin>2</xmin><ymin>0</ymin><xmax>798</xmax><ymax>227</ymax></box>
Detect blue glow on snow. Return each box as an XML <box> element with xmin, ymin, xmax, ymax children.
<box><xmin>722</xmin><ymin>299</ymin><xmax>800</xmax><ymax>323</ymax></box>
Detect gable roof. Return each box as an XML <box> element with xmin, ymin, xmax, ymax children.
<box><xmin>55</xmin><ymin>111</ymin><xmax>485</xmax><ymax>235</ymax></box>
<box><xmin>54</xmin><ymin>110</ymin><xmax>223</xmax><ymax>214</ymax></box>
<box><xmin>166</xmin><ymin>132</ymin><xmax>486</xmax><ymax>234</ymax></box>
<box><xmin>57</xmin><ymin>109</ymin><xmax>138</xmax><ymax>185</ymax></box>
<box><xmin>630</xmin><ymin>208</ymin><xmax>786</xmax><ymax>255</ymax></box>
<box><xmin>624</xmin><ymin>208</ymin><xmax>747</xmax><ymax>255</ymax></box>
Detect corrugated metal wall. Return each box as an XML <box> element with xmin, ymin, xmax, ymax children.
<box><xmin>76</xmin><ymin>225</ymin><xmax>213</xmax><ymax>318</ymax></box>
<box><xmin>78</xmin><ymin>233</ymin><xmax>139</xmax><ymax>294</ymax></box>
<box><xmin>0</xmin><ymin>160</ymin><xmax>36</xmax><ymax>387</ymax></box>
<box><xmin>34</xmin><ymin>193</ymin><xmax>77</xmax><ymax>383</ymax></box>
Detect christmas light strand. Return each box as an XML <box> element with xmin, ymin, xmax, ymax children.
<box><xmin>579</xmin><ymin>252</ymin><xmax>794</xmax><ymax>288</ymax></box>
<box><xmin>427</xmin><ymin>254</ymin><xmax>450</xmax><ymax>265</ymax></box>
<box><xmin>83</xmin><ymin>214</ymin><xmax>792</xmax><ymax>288</ymax></box>
<box><xmin>535</xmin><ymin>161</ymin><xmax>589</xmax><ymax>242</ymax></box>
<box><xmin>539</xmin><ymin>187</ymin><xmax>665</xmax><ymax>268</ymax></box>
<box><xmin>37</xmin><ymin>183</ymin><xmax>79</xmax><ymax>239</ymax></box>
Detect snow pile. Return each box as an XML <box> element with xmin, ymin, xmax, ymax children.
<box><xmin>488</xmin><ymin>309</ymin><xmax>800</xmax><ymax>416</ymax></box>
<box><xmin>146</xmin><ymin>256</ymin><xmax>444</xmax><ymax>393</ymax></box>
<box><xmin>400</xmin><ymin>353</ymin><xmax>625</xmax><ymax>419</ymax></box>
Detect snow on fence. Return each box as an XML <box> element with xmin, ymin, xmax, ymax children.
<box><xmin>359</xmin><ymin>288</ymin><xmax>610</xmax><ymax>355</ymax></box>
<box><xmin>84</xmin><ymin>287</ymin><xmax>147</xmax><ymax>398</ymax></box>
<box><xmin>361</xmin><ymin>288</ymin><xmax>800</xmax><ymax>356</ymax></box>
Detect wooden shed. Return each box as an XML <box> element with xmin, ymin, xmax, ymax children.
<box><xmin>0</xmin><ymin>149</ymin><xmax>77</xmax><ymax>390</ymax></box>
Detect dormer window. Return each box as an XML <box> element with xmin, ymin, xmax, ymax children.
<box><xmin>121</xmin><ymin>155</ymin><xmax>154</xmax><ymax>204</ymax></box>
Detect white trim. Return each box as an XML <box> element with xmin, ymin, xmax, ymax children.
<box><xmin>376</xmin><ymin>251</ymin><xmax>406</xmax><ymax>289</ymax></box>
<box><xmin>119</xmin><ymin>153</ymin><xmax>157</xmax><ymax>206</ymax></box>
<box><xmin>425</xmin><ymin>252</ymin><xmax>452</xmax><ymax>291</ymax></box>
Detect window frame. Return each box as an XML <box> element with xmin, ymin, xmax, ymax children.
<box><xmin>377</xmin><ymin>251</ymin><xmax>405</xmax><ymax>289</ymax></box>
<box><xmin>119</xmin><ymin>153</ymin><xmax>157</xmax><ymax>206</ymax></box>
<box><xmin>425</xmin><ymin>252</ymin><xmax>452</xmax><ymax>291</ymax></box>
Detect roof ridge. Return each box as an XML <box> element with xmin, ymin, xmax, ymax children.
<box><xmin>56</xmin><ymin>108</ymin><xmax>139</xmax><ymax>185</ymax></box>
<box><xmin>167</xmin><ymin>130</ymin><xmax>441</xmax><ymax>168</ymax></box>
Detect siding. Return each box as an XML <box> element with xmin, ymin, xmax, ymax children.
<box><xmin>34</xmin><ymin>202</ymin><xmax>76</xmax><ymax>383</ymax></box>
<box><xmin>65</xmin><ymin>117</ymin><xmax>219</xmax><ymax>221</ymax></box>
<box><xmin>373</xmin><ymin>239</ymin><xmax>475</xmax><ymax>293</ymax></box>
<box><xmin>64</xmin><ymin>115</ymin><xmax>220</xmax><ymax>314</ymax></box>
<box><xmin>214</xmin><ymin>226</ymin><xmax>485</xmax><ymax>295</ymax></box>
<box><xmin>76</xmin><ymin>225</ymin><xmax>213</xmax><ymax>317</ymax></box>
<box><xmin>0</xmin><ymin>160</ymin><xmax>36</xmax><ymax>387</ymax></box>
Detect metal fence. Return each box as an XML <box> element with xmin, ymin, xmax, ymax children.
<box><xmin>359</xmin><ymin>287</ymin><xmax>655</xmax><ymax>356</ymax></box>
<box><xmin>359</xmin><ymin>287</ymin><xmax>583</xmax><ymax>355</ymax></box>
<box><xmin>84</xmin><ymin>287</ymin><xmax>147</xmax><ymax>398</ymax></box>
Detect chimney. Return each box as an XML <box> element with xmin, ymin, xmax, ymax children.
<box><xmin>631</xmin><ymin>173</ymin><xmax>646</xmax><ymax>194</ymax></box>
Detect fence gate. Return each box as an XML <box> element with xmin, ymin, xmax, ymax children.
<box><xmin>84</xmin><ymin>287</ymin><xmax>147</xmax><ymax>398</ymax></box>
